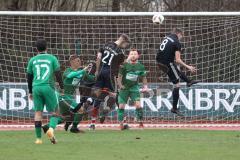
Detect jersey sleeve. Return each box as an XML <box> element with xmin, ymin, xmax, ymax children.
<box><xmin>83</xmin><ymin>72</ymin><xmax>95</xmax><ymax>82</ymax></box>
<box><xmin>138</xmin><ymin>64</ymin><xmax>147</xmax><ymax>77</ymax></box>
<box><xmin>63</xmin><ymin>68</ymin><xmax>70</xmax><ymax>78</ymax></box>
<box><xmin>65</xmin><ymin>69</ymin><xmax>86</xmax><ymax>79</ymax></box>
<box><xmin>52</xmin><ymin>56</ymin><xmax>60</xmax><ymax>72</ymax></box>
<box><xmin>26</xmin><ymin>58</ymin><xmax>33</xmax><ymax>74</ymax></box>
<box><xmin>119</xmin><ymin>53</ymin><xmax>125</xmax><ymax>65</ymax></box>
<box><xmin>175</xmin><ymin>41</ymin><xmax>181</xmax><ymax>52</ymax></box>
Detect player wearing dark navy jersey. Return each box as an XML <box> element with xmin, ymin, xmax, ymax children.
<box><xmin>95</xmin><ymin>41</ymin><xmax>126</xmax><ymax>91</ymax></box>
<box><xmin>90</xmin><ymin>34</ymin><xmax>130</xmax><ymax>129</ymax></box>
<box><xmin>156</xmin><ymin>28</ymin><xmax>200</xmax><ymax>116</ymax></box>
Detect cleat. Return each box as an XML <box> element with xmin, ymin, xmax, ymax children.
<box><xmin>187</xmin><ymin>80</ymin><xmax>201</xmax><ymax>87</ymax></box>
<box><xmin>42</xmin><ymin>125</ymin><xmax>49</xmax><ymax>134</ymax></box>
<box><xmin>120</xmin><ymin>123</ymin><xmax>129</xmax><ymax>130</ymax></box>
<box><xmin>120</xmin><ymin>123</ymin><xmax>124</xmax><ymax>130</ymax></box>
<box><xmin>70</xmin><ymin>127</ymin><xmax>85</xmax><ymax>133</ymax></box>
<box><xmin>139</xmin><ymin>122</ymin><xmax>144</xmax><ymax>128</ymax></box>
<box><xmin>35</xmin><ymin>139</ymin><xmax>42</xmax><ymax>144</ymax></box>
<box><xmin>64</xmin><ymin>122</ymin><xmax>72</xmax><ymax>131</ymax></box>
<box><xmin>171</xmin><ymin>108</ymin><xmax>184</xmax><ymax>117</ymax></box>
<box><xmin>89</xmin><ymin>124</ymin><xmax>95</xmax><ymax>130</ymax></box>
<box><xmin>46</xmin><ymin>128</ymin><xmax>57</xmax><ymax>144</ymax></box>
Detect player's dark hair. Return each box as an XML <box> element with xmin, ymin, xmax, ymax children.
<box><xmin>119</xmin><ymin>34</ymin><xmax>131</xmax><ymax>43</ymax></box>
<box><xmin>129</xmin><ymin>48</ymin><xmax>141</xmax><ymax>55</ymax></box>
<box><xmin>36</xmin><ymin>39</ymin><xmax>47</xmax><ymax>52</ymax></box>
<box><xmin>172</xmin><ymin>28</ymin><xmax>183</xmax><ymax>35</ymax></box>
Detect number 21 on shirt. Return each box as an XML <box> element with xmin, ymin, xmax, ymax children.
<box><xmin>102</xmin><ymin>50</ymin><xmax>114</xmax><ymax>65</ymax></box>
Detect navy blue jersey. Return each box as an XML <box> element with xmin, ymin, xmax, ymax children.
<box><xmin>99</xmin><ymin>42</ymin><xmax>125</xmax><ymax>75</ymax></box>
<box><xmin>156</xmin><ymin>34</ymin><xmax>181</xmax><ymax>64</ymax></box>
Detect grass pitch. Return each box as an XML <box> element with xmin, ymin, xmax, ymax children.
<box><xmin>0</xmin><ymin>129</ymin><xmax>240</xmax><ymax>160</ymax></box>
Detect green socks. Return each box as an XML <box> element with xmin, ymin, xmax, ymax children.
<box><xmin>73</xmin><ymin>114</ymin><xmax>82</xmax><ymax>128</ymax></box>
<box><xmin>34</xmin><ymin>121</ymin><xmax>42</xmax><ymax>139</ymax></box>
<box><xmin>118</xmin><ymin>109</ymin><xmax>125</xmax><ymax>122</ymax></box>
<box><xmin>136</xmin><ymin>108</ymin><xmax>143</xmax><ymax>121</ymax></box>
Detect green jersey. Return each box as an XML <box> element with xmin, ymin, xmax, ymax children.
<box><xmin>27</xmin><ymin>53</ymin><xmax>60</xmax><ymax>87</ymax></box>
<box><xmin>63</xmin><ymin>67</ymin><xmax>95</xmax><ymax>95</ymax></box>
<box><xmin>119</xmin><ymin>61</ymin><xmax>146</xmax><ymax>88</ymax></box>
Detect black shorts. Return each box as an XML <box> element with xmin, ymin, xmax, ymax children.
<box><xmin>166</xmin><ymin>63</ymin><xmax>181</xmax><ymax>84</ymax></box>
<box><xmin>94</xmin><ymin>67</ymin><xmax>114</xmax><ymax>91</ymax></box>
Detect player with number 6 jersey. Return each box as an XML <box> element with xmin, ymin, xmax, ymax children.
<box><xmin>27</xmin><ymin>39</ymin><xmax>64</xmax><ymax>144</ymax></box>
<box><xmin>89</xmin><ymin>34</ymin><xmax>131</xmax><ymax>129</ymax></box>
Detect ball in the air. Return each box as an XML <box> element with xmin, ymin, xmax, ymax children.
<box><xmin>152</xmin><ymin>13</ymin><xmax>164</xmax><ymax>24</ymax></box>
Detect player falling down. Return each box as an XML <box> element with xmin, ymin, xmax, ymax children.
<box><xmin>42</xmin><ymin>54</ymin><xmax>95</xmax><ymax>133</ymax></box>
<box><xmin>117</xmin><ymin>49</ymin><xmax>148</xmax><ymax>130</ymax></box>
<box><xmin>89</xmin><ymin>34</ymin><xmax>130</xmax><ymax>130</ymax></box>
<box><xmin>156</xmin><ymin>28</ymin><xmax>200</xmax><ymax>116</ymax></box>
<box><xmin>27</xmin><ymin>39</ymin><xmax>64</xmax><ymax>144</ymax></box>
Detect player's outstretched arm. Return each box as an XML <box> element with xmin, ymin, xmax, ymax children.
<box><xmin>175</xmin><ymin>51</ymin><xmax>196</xmax><ymax>73</ymax></box>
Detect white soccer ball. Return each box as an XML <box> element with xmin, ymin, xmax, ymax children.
<box><xmin>152</xmin><ymin>13</ymin><xmax>164</xmax><ymax>24</ymax></box>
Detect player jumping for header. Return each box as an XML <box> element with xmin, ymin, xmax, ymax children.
<box><xmin>156</xmin><ymin>28</ymin><xmax>200</xmax><ymax>116</ymax></box>
<box><xmin>27</xmin><ymin>39</ymin><xmax>64</xmax><ymax>144</ymax></box>
<box><xmin>90</xmin><ymin>34</ymin><xmax>130</xmax><ymax>130</ymax></box>
<box><xmin>117</xmin><ymin>49</ymin><xmax>148</xmax><ymax>130</ymax></box>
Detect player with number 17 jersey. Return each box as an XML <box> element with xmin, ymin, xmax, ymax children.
<box><xmin>27</xmin><ymin>53</ymin><xmax>61</xmax><ymax>112</ymax></box>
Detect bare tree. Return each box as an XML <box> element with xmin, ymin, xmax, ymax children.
<box><xmin>112</xmin><ymin>0</ymin><xmax>120</xmax><ymax>11</ymax></box>
<box><xmin>0</xmin><ymin>0</ymin><xmax>240</xmax><ymax>11</ymax></box>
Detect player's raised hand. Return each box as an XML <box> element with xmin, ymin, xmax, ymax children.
<box><xmin>84</xmin><ymin>63</ymin><xmax>93</xmax><ymax>71</ymax></box>
<box><xmin>188</xmin><ymin>65</ymin><xmax>197</xmax><ymax>73</ymax></box>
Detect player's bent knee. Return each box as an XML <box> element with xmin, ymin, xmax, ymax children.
<box><xmin>34</xmin><ymin>112</ymin><xmax>42</xmax><ymax>121</ymax></box>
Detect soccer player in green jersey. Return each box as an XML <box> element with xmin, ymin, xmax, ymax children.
<box><xmin>117</xmin><ymin>49</ymin><xmax>148</xmax><ymax>130</ymax></box>
<box><xmin>59</xmin><ymin>54</ymin><xmax>95</xmax><ymax>132</ymax></box>
<box><xmin>27</xmin><ymin>39</ymin><xmax>64</xmax><ymax>144</ymax></box>
<box><xmin>42</xmin><ymin>54</ymin><xmax>95</xmax><ymax>133</ymax></box>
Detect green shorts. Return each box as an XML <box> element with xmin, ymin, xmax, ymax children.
<box><xmin>58</xmin><ymin>94</ymin><xmax>78</xmax><ymax>116</ymax></box>
<box><xmin>118</xmin><ymin>86</ymin><xmax>140</xmax><ymax>104</ymax></box>
<box><xmin>32</xmin><ymin>85</ymin><xmax>58</xmax><ymax>112</ymax></box>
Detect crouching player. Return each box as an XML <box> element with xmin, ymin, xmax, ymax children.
<box><xmin>117</xmin><ymin>49</ymin><xmax>148</xmax><ymax>130</ymax></box>
<box><xmin>42</xmin><ymin>54</ymin><xmax>95</xmax><ymax>133</ymax></box>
